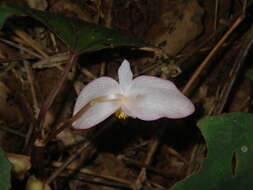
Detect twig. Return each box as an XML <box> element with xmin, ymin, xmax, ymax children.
<box><xmin>120</xmin><ymin>155</ymin><xmax>183</xmax><ymax>178</ymax></box>
<box><xmin>211</xmin><ymin>19</ymin><xmax>253</xmax><ymax>115</ymax></box>
<box><xmin>50</xmin><ymin>32</ymin><xmax>59</xmax><ymax>53</ymax></box>
<box><xmin>183</xmin><ymin>9</ymin><xmax>246</xmax><ymax>96</ymax></box>
<box><xmin>14</xmin><ymin>30</ymin><xmax>49</xmax><ymax>58</ymax></box>
<box><xmin>149</xmin><ymin>182</ymin><xmax>167</xmax><ymax>190</ymax></box>
<box><xmin>214</xmin><ymin>0</ymin><xmax>219</xmax><ymax>31</ymax></box>
<box><xmin>36</xmin><ymin>52</ymin><xmax>78</xmax><ymax>136</ymax></box>
<box><xmin>24</xmin><ymin>62</ymin><xmax>40</xmax><ymax>117</ymax></box>
<box><xmin>46</xmin><ymin>140</ymin><xmax>91</xmax><ymax>185</ymax></box>
<box><xmin>13</xmin><ymin>30</ymin><xmax>65</xmax><ymax>71</ymax></box>
<box><xmin>0</xmin><ymin>62</ymin><xmax>15</xmax><ymax>76</ymax></box>
<box><xmin>238</xmin><ymin>96</ymin><xmax>251</xmax><ymax>111</ymax></box>
<box><xmin>32</xmin><ymin>52</ymin><xmax>68</xmax><ymax>69</ymax></box>
<box><xmin>22</xmin><ymin>60</ymin><xmax>40</xmax><ymax>150</ymax></box>
<box><xmin>136</xmin><ymin>62</ymin><xmax>162</xmax><ymax>76</ymax></box>
<box><xmin>0</xmin><ymin>38</ymin><xmax>43</xmax><ymax>59</ymax></box>
<box><xmin>24</xmin><ymin>123</ymin><xmax>35</xmax><ymax>151</ymax></box>
<box><xmin>242</xmin><ymin>0</ymin><xmax>248</xmax><ymax>13</ymax></box>
<box><xmin>81</xmin><ymin>68</ymin><xmax>97</xmax><ymax>79</ymax></box>
<box><xmin>100</xmin><ymin>62</ymin><xmax>106</xmax><ymax>76</ymax></box>
<box><xmin>0</xmin><ymin>121</ymin><xmax>26</xmax><ymax>138</ymax></box>
<box><xmin>165</xmin><ymin>146</ymin><xmax>188</xmax><ymax>164</ymax></box>
<box><xmin>52</xmin><ymin>161</ymin><xmax>133</xmax><ymax>185</ymax></box>
<box><xmin>0</xmin><ymin>57</ymin><xmax>34</xmax><ymax>63</ymax></box>
<box><xmin>134</xmin><ymin>125</ymin><xmax>166</xmax><ymax>190</ymax></box>
<box><xmin>59</xmin><ymin>175</ymin><xmax>132</xmax><ymax>189</ymax></box>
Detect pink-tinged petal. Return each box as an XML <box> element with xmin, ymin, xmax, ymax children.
<box><xmin>73</xmin><ymin>77</ymin><xmax>121</xmax><ymax>129</ymax></box>
<box><xmin>73</xmin><ymin>101</ymin><xmax>120</xmax><ymax>129</ymax></box>
<box><xmin>122</xmin><ymin>76</ymin><xmax>195</xmax><ymax>120</ymax></box>
<box><xmin>118</xmin><ymin>60</ymin><xmax>133</xmax><ymax>93</ymax></box>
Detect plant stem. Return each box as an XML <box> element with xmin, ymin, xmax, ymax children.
<box><xmin>36</xmin><ymin>52</ymin><xmax>79</xmax><ymax>137</ymax></box>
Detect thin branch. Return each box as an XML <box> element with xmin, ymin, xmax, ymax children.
<box><xmin>100</xmin><ymin>62</ymin><xmax>106</xmax><ymax>76</ymax></box>
<box><xmin>0</xmin><ymin>38</ymin><xmax>42</xmax><ymax>59</ymax></box>
<box><xmin>214</xmin><ymin>0</ymin><xmax>219</xmax><ymax>31</ymax></box>
<box><xmin>36</xmin><ymin>52</ymin><xmax>78</xmax><ymax>136</ymax></box>
<box><xmin>46</xmin><ymin>140</ymin><xmax>91</xmax><ymax>185</ymax></box>
<box><xmin>134</xmin><ymin>125</ymin><xmax>166</xmax><ymax>190</ymax></box>
<box><xmin>211</xmin><ymin>19</ymin><xmax>253</xmax><ymax>114</ymax></box>
<box><xmin>59</xmin><ymin>175</ymin><xmax>132</xmax><ymax>189</ymax></box>
<box><xmin>120</xmin><ymin>155</ymin><xmax>184</xmax><ymax>179</ymax></box>
<box><xmin>24</xmin><ymin>62</ymin><xmax>40</xmax><ymax>117</ymax></box>
<box><xmin>81</xmin><ymin>67</ymin><xmax>97</xmax><ymax>79</ymax></box>
<box><xmin>52</xmin><ymin>161</ymin><xmax>133</xmax><ymax>185</ymax></box>
<box><xmin>0</xmin><ymin>121</ymin><xmax>26</xmax><ymax>138</ymax></box>
<box><xmin>14</xmin><ymin>30</ymin><xmax>49</xmax><ymax>58</ymax></box>
<box><xmin>183</xmin><ymin>12</ymin><xmax>246</xmax><ymax>96</ymax></box>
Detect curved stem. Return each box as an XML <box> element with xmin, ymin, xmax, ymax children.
<box><xmin>36</xmin><ymin>52</ymin><xmax>79</xmax><ymax>137</ymax></box>
<box><xmin>44</xmin><ymin>94</ymin><xmax>122</xmax><ymax>144</ymax></box>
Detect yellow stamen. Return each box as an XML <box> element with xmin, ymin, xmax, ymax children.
<box><xmin>115</xmin><ymin>109</ymin><xmax>128</xmax><ymax>119</ymax></box>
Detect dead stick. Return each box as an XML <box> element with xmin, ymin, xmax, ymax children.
<box><xmin>0</xmin><ymin>38</ymin><xmax>42</xmax><ymax>59</ymax></box>
<box><xmin>183</xmin><ymin>14</ymin><xmax>245</xmax><ymax>96</ymax></box>
<box><xmin>24</xmin><ymin>62</ymin><xmax>40</xmax><ymax>117</ymax></box>
<box><xmin>214</xmin><ymin>0</ymin><xmax>219</xmax><ymax>31</ymax></box>
<box><xmin>52</xmin><ymin>161</ymin><xmax>133</xmax><ymax>185</ymax></box>
<box><xmin>120</xmin><ymin>156</ymin><xmax>183</xmax><ymax>178</ymax></box>
<box><xmin>0</xmin><ymin>122</ymin><xmax>26</xmax><ymax>138</ymax></box>
<box><xmin>59</xmin><ymin>175</ymin><xmax>132</xmax><ymax>189</ymax></box>
<box><xmin>14</xmin><ymin>30</ymin><xmax>49</xmax><ymax>58</ymax></box>
<box><xmin>23</xmin><ymin>61</ymin><xmax>40</xmax><ymax>150</ymax></box>
<box><xmin>36</xmin><ymin>52</ymin><xmax>78</xmax><ymax>135</ymax></box>
<box><xmin>134</xmin><ymin>125</ymin><xmax>166</xmax><ymax>190</ymax></box>
<box><xmin>45</xmin><ymin>141</ymin><xmax>90</xmax><ymax>185</ymax></box>
<box><xmin>213</xmin><ymin>21</ymin><xmax>253</xmax><ymax>114</ymax></box>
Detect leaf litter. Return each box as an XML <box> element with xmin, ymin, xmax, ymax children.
<box><xmin>0</xmin><ymin>0</ymin><xmax>253</xmax><ymax>190</ymax></box>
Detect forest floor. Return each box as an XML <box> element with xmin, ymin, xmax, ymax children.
<box><xmin>0</xmin><ymin>0</ymin><xmax>253</xmax><ymax>190</ymax></box>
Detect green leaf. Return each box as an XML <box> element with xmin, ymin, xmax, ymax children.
<box><xmin>245</xmin><ymin>69</ymin><xmax>253</xmax><ymax>82</ymax></box>
<box><xmin>172</xmin><ymin>113</ymin><xmax>253</xmax><ymax>190</ymax></box>
<box><xmin>0</xmin><ymin>148</ymin><xmax>11</xmax><ymax>190</ymax></box>
<box><xmin>0</xmin><ymin>5</ymin><xmax>149</xmax><ymax>53</ymax></box>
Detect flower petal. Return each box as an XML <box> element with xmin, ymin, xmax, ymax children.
<box><xmin>118</xmin><ymin>60</ymin><xmax>133</xmax><ymax>93</ymax></box>
<box><xmin>122</xmin><ymin>76</ymin><xmax>195</xmax><ymax>120</ymax></box>
<box><xmin>73</xmin><ymin>77</ymin><xmax>121</xmax><ymax>129</ymax></box>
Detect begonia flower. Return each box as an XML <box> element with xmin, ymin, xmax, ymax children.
<box><xmin>73</xmin><ymin>60</ymin><xmax>195</xmax><ymax>129</ymax></box>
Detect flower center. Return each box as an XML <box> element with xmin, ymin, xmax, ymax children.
<box><xmin>74</xmin><ymin>93</ymin><xmax>129</xmax><ymax>122</ymax></box>
<box><xmin>115</xmin><ymin>109</ymin><xmax>128</xmax><ymax>119</ymax></box>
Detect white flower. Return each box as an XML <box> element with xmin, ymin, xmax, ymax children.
<box><xmin>73</xmin><ymin>60</ymin><xmax>195</xmax><ymax>129</ymax></box>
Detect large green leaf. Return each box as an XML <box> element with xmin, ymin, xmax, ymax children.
<box><xmin>0</xmin><ymin>148</ymin><xmax>11</xmax><ymax>190</ymax></box>
<box><xmin>0</xmin><ymin>5</ymin><xmax>148</xmax><ymax>53</ymax></box>
<box><xmin>172</xmin><ymin>113</ymin><xmax>253</xmax><ymax>190</ymax></box>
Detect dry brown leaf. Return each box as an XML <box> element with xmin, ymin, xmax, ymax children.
<box><xmin>25</xmin><ymin>176</ymin><xmax>51</xmax><ymax>190</ymax></box>
<box><xmin>25</xmin><ymin>0</ymin><xmax>48</xmax><ymax>10</ymax></box>
<box><xmin>7</xmin><ymin>153</ymin><xmax>31</xmax><ymax>180</ymax></box>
